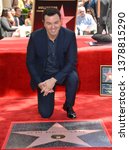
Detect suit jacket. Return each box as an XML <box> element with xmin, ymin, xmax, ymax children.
<box><xmin>26</xmin><ymin>27</ymin><xmax>77</xmax><ymax>90</ymax></box>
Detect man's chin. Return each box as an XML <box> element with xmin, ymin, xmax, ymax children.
<box><xmin>50</xmin><ymin>32</ymin><xmax>58</xmax><ymax>37</ymax></box>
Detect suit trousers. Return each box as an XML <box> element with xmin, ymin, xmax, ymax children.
<box><xmin>37</xmin><ymin>70</ymin><xmax>79</xmax><ymax>118</ymax></box>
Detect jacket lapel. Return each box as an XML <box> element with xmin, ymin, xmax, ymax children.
<box><xmin>39</xmin><ymin>29</ymin><xmax>48</xmax><ymax>60</ymax></box>
<box><xmin>56</xmin><ymin>27</ymin><xmax>64</xmax><ymax>66</ymax></box>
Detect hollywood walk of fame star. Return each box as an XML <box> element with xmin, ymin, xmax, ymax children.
<box><xmin>103</xmin><ymin>69</ymin><xmax>112</xmax><ymax>82</ymax></box>
<box><xmin>60</xmin><ymin>5</ymin><xmax>74</xmax><ymax>28</ymax></box>
<box><xmin>13</xmin><ymin>122</ymin><xmax>101</xmax><ymax>148</ymax></box>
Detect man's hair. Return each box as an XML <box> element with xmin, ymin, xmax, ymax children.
<box><xmin>42</xmin><ymin>7</ymin><xmax>61</xmax><ymax>21</ymax></box>
<box><xmin>14</xmin><ymin>7</ymin><xmax>21</xmax><ymax>11</ymax></box>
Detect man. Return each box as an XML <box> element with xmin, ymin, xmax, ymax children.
<box><xmin>83</xmin><ymin>0</ymin><xmax>97</xmax><ymax>18</ymax></box>
<box><xmin>26</xmin><ymin>8</ymin><xmax>79</xmax><ymax>119</ymax></box>
<box><xmin>76</xmin><ymin>6</ymin><xmax>97</xmax><ymax>35</ymax></box>
<box><xmin>14</xmin><ymin>7</ymin><xmax>24</xmax><ymax>26</ymax></box>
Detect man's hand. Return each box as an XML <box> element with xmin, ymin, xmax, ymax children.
<box><xmin>38</xmin><ymin>77</ymin><xmax>57</xmax><ymax>96</ymax></box>
<box><xmin>38</xmin><ymin>82</ymin><xmax>45</xmax><ymax>90</ymax></box>
<box><xmin>42</xmin><ymin>77</ymin><xmax>57</xmax><ymax>96</ymax></box>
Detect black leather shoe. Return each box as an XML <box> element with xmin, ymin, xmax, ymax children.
<box><xmin>63</xmin><ymin>105</ymin><xmax>76</xmax><ymax>119</ymax></box>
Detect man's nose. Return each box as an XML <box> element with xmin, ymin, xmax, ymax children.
<box><xmin>51</xmin><ymin>24</ymin><xmax>55</xmax><ymax>29</ymax></box>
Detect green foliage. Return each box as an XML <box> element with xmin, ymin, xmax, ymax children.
<box><xmin>22</xmin><ymin>8</ymin><xmax>29</xmax><ymax>14</ymax></box>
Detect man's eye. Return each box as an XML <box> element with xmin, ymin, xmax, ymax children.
<box><xmin>55</xmin><ymin>21</ymin><xmax>59</xmax><ymax>24</ymax></box>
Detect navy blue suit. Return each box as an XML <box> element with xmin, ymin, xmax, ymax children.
<box><xmin>26</xmin><ymin>27</ymin><xmax>79</xmax><ymax>118</ymax></box>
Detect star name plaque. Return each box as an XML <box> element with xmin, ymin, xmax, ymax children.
<box><xmin>100</xmin><ymin>65</ymin><xmax>112</xmax><ymax>96</ymax></box>
<box><xmin>32</xmin><ymin>0</ymin><xmax>78</xmax><ymax>31</ymax></box>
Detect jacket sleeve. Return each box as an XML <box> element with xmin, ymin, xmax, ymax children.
<box><xmin>54</xmin><ymin>32</ymin><xmax>77</xmax><ymax>84</ymax></box>
<box><xmin>1</xmin><ymin>17</ymin><xmax>17</xmax><ymax>32</ymax></box>
<box><xmin>26</xmin><ymin>34</ymin><xmax>42</xmax><ymax>87</ymax></box>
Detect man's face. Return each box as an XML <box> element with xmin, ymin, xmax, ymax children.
<box><xmin>15</xmin><ymin>9</ymin><xmax>21</xmax><ymax>17</ymax></box>
<box><xmin>44</xmin><ymin>14</ymin><xmax>61</xmax><ymax>38</ymax></box>
<box><xmin>79</xmin><ymin>10</ymin><xmax>85</xmax><ymax>17</ymax></box>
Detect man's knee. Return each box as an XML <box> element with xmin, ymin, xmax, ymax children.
<box><xmin>38</xmin><ymin>104</ymin><xmax>54</xmax><ymax>118</ymax></box>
